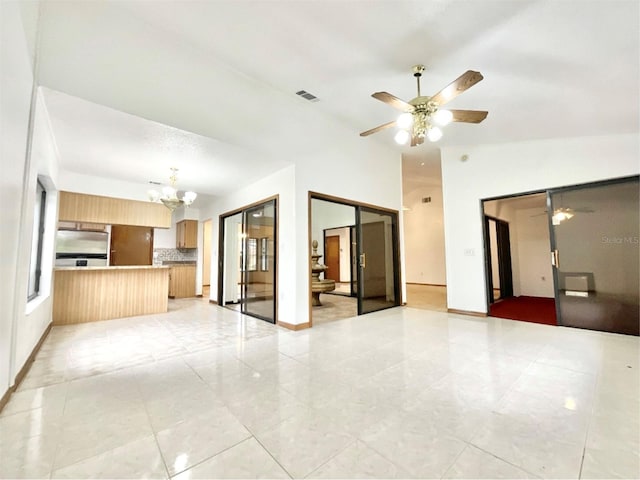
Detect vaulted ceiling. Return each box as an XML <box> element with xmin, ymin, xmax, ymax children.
<box><xmin>37</xmin><ymin>0</ymin><xmax>639</xmax><ymax>196</ymax></box>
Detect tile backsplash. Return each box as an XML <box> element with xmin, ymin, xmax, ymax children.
<box><xmin>153</xmin><ymin>248</ymin><xmax>197</xmax><ymax>265</ymax></box>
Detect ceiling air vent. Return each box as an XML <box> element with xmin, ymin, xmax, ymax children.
<box><xmin>296</xmin><ymin>90</ymin><xmax>319</xmax><ymax>102</ymax></box>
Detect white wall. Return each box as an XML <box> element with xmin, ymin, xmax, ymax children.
<box><xmin>514</xmin><ymin>208</ymin><xmax>554</xmax><ymax>297</ymax></box>
<box><xmin>1</xmin><ymin>1</ymin><xmax>40</xmax><ymax>396</ymax></box>
<box><xmin>15</xmin><ymin>90</ymin><xmax>60</xmax><ymax>374</ymax></box>
<box><xmin>441</xmin><ymin>133</ymin><xmax>639</xmax><ymax>313</ymax></box>
<box><xmin>402</xmin><ymin>179</ymin><xmax>446</xmax><ymax>285</ymax></box>
<box><xmin>294</xmin><ymin>139</ymin><xmax>404</xmax><ymax>324</ymax></box>
<box><xmin>202</xmin><ymin>165</ymin><xmax>296</xmax><ymax>323</ymax></box>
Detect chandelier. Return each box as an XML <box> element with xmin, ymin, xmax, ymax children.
<box><xmin>147</xmin><ymin>167</ymin><xmax>197</xmax><ymax>212</ymax></box>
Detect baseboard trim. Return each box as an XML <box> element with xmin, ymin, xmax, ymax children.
<box><xmin>0</xmin><ymin>322</ymin><xmax>52</xmax><ymax>414</ymax></box>
<box><xmin>407</xmin><ymin>282</ymin><xmax>447</xmax><ymax>287</ymax></box>
<box><xmin>447</xmin><ymin>308</ymin><xmax>487</xmax><ymax>318</ymax></box>
<box><xmin>209</xmin><ymin>299</ymin><xmax>218</xmax><ymax>305</ymax></box>
<box><xmin>277</xmin><ymin>320</ymin><xmax>310</xmax><ymax>331</ymax></box>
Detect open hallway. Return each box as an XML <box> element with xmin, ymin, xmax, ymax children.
<box><xmin>1</xmin><ymin>299</ymin><xmax>638</xmax><ymax>479</ymax></box>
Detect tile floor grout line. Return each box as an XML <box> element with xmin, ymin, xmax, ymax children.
<box><xmin>136</xmin><ymin>367</ymin><xmax>173</xmax><ymax>480</ymax></box>
<box><xmin>467</xmin><ymin>441</ymin><xmax>543</xmax><ymax>478</ymax></box>
<box><xmin>302</xmin><ymin>437</ymin><xmax>358</xmax><ymax>479</ymax></box>
<box><xmin>248</xmin><ymin>432</ymin><xmax>295</xmax><ymax>479</ymax></box>
<box><xmin>166</xmin><ymin>435</ymin><xmax>254</xmax><ymax>479</ymax></box>
<box><xmin>356</xmin><ymin>437</ymin><xmax>416</xmax><ymax>478</ymax></box>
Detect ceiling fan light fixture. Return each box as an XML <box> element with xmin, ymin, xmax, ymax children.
<box><xmin>432</xmin><ymin>109</ymin><xmax>453</xmax><ymax>126</ymax></box>
<box><xmin>394</xmin><ymin>129</ymin><xmax>410</xmax><ymax>145</ymax></box>
<box><xmin>397</xmin><ymin>112</ymin><xmax>413</xmax><ymax>129</ymax></box>
<box><xmin>552</xmin><ymin>208</ymin><xmax>574</xmax><ymax>224</ymax></box>
<box><xmin>427</xmin><ymin>127</ymin><xmax>443</xmax><ymax>142</ymax></box>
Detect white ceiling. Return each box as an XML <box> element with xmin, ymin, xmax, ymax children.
<box><xmin>36</xmin><ymin>0</ymin><xmax>639</xmax><ymax>195</ymax></box>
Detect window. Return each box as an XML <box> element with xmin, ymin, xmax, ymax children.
<box><xmin>28</xmin><ymin>180</ymin><xmax>46</xmax><ymax>300</ymax></box>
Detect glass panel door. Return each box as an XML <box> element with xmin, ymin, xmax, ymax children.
<box><xmin>550</xmin><ymin>178</ymin><xmax>639</xmax><ymax>335</ymax></box>
<box><xmin>357</xmin><ymin>207</ymin><xmax>400</xmax><ymax>315</ymax></box>
<box><xmin>242</xmin><ymin>199</ymin><xmax>277</xmax><ymax>323</ymax></box>
<box><xmin>221</xmin><ymin>212</ymin><xmax>243</xmax><ymax>308</ymax></box>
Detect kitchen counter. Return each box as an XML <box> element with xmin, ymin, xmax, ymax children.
<box><xmin>53</xmin><ymin>266</ymin><xmax>170</xmax><ymax>325</ymax></box>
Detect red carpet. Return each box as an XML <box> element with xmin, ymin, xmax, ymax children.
<box><xmin>489</xmin><ymin>296</ymin><xmax>557</xmax><ymax>326</ymax></box>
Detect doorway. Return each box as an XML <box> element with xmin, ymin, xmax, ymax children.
<box><xmin>483</xmin><ymin>192</ymin><xmax>556</xmax><ymax>326</ymax></box>
<box><xmin>218</xmin><ymin>197</ymin><xmax>277</xmax><ymax>324</ymax></box>
<box><xmin>202</xmin><ymin>219</ymin><xmax>212</xmax><ymax>297</ymax></box>
<box><xmin>323</xmin><ymin>225</ymin><xmax>356</xmax><ymax>296</ymax></box>
<box><xmin>485</xmin><ymin>216</ymin><xmax>513</xmax><ymax>301</ymax></box>
<box><xmin>310</xmin><ymin>193</ymin><xmax>401</xmax><ymax>325</ymax></box>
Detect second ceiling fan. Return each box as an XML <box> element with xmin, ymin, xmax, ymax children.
<box><xmin>360</xmin><ymin>65</ymin><xmax>488</xmax><ymax>146</ymax></box>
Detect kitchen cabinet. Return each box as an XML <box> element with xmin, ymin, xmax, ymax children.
<box><xmin>58</xmin><ymin>221</ymin><xmax>106</xmax><ymax>232</ymax></box>
<box><xmin>59</xmin><ymin>191</ymin><xmax>171</xmax><ymax>228</ymax></box>
<box><xmin>176</xmin><ymin>220</ymin><xmax>198</xmax><ymax>249</ymax></box>
<box><xmin>168</xmin><ymin>264</ymin><xmax>196</xmax><ymax>298</ymax></box>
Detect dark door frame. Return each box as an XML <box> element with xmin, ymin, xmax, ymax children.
<box><xmin>356</xmin><ymin>206</ymin><xmax>402</xmax><ymax>316</ymax></box>
<box><xmin>483</xmin><ymin>215</ymin><xmax>514</xmax><ymax>304</ymax></box>
<box><xmin>309</xmin><ymin>191</ymin><xmax>402</xmax><ymax>326</ymax></box>
<box><xmin>217</xmin><ymin>195</ymin><xmax>279</xmax><ymax>324</ymax></box>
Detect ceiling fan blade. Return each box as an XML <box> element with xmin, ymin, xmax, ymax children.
<box><xmin>430</xmin><ymin>70</ymin><xmax>484</xmax><ymax>106</ymax></box>
<box><xmin>359</xmin><ymin>120</ymin><xmax>396</xmax><ymax>137</ymax></box>
<box><xmin>449</xmin><ymin>109</ymin><xmax>488</xmax><ymax>123</ymax></box>
<box><xmin>372</xmin><ymin>92</ymin><xmax>414</xmax><ymax>112</ymax></box>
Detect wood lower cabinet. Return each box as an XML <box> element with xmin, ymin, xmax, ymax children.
<box><xmin>176</xmin><ymin>220</ymin><xmax>198</xmax><ymax>249</ymax></box>
<box><xmin>168</xmin><ymin>264</ymin><xmax>196</xmax><ymax>298</ymax></box>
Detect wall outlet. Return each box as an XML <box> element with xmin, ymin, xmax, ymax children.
<box><xmin>464</xmin><ymin>248</ymin><xmax>475</xmax><ymax>256</ymax></box>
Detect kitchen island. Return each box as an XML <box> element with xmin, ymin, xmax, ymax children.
<box><xmin>53</xmin><ymin>266</ymin><xmax>170</xmax><ymax>325</ymax></box>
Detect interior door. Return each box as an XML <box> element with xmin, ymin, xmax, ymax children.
<box><xmin>549</xmin><ymin>177</ymin><xmax>639</xmax><ymax>335</ymax></box>
<box><xmin>110</xmin><ymin>225</ymin><xmax>153</xmax><ymax>266</ymax></box>
<box><xmin>324</xmin><ymin>235</ymin><xmax>340</xmax><ymax>281</ymax></box>
<box><xmin>241</xmin><ymin>199</ymin><xmax>277</xmax><ymax>323</ymax></box>
<box><xmin>495</xmin><ymin>219</ymin><xmax>514</xmax><ymax>298</ymax></box>
<box><xmin>357</xmin><ymin>207</ymin><xmax>400</xmax><ymax>315</ymax></box>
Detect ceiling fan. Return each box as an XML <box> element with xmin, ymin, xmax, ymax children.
<box><xmin>360</xmin><ymin>64</ymin><xmax>488</xmax><ymax>146</ymax></box>
<box><xmin>530</xmin><ymin>207</ymin><xmax>595</xmax><ymax>223</ymax></box>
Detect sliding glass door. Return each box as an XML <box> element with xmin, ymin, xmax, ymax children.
<box><xmin>550</xmin><ymin>177</ymin><xmax>639</xmax><ymax>335</ymax></box>
<box><xmin>242</xmin><ymin>200</ymin><xmax>276</xmax><ymax>323</ymax></box>
<box><xmin>219</xmin><ymin>198</ymin><xmax>277</xmax><ymax>324</ymax></box>
<box><xmin>356</xmin><ymin>207</ymin><xmax>400</xmax><ymax>315</ymax></box>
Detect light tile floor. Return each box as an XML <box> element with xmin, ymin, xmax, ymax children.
<box><xmin>1</xmin><ymin>298</ymin><xmax>638</xmax><ymax>479</ymax></box>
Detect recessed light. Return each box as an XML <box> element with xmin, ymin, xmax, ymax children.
<box><xmin>420</xmin><ymin>162</ymin><xmax>425</xmax><ymax>166</ymax></box>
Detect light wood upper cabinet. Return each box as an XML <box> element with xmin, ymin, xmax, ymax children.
<box><xmin>59</xmin><ymin>191</ymin><xmax>171</xmax><ymax>228</ymax></box>
<box><xmin>58</xmin><ymin>221</ymin><xmax>106</xmax><ymax>232</ymax></box>
<box><xmin>176</xmin><ymin>220</ymin><xmax>198</xmax><ymax>249</ymax></box>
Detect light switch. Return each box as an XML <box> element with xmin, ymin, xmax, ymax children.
<box><xmin>464</xmin><ymin>248</ymin><xmax>475</xmax><ymax>256</ymax></box>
